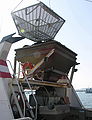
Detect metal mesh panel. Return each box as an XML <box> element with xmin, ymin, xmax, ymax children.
<box><xmin>11</xmin><ymin>2</ymin><xmax>65</xmax><ymax>42</ymax></box>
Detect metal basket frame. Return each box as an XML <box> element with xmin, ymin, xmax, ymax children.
<box><xmin>11</xmin><ymin>2</ymin><xmax>65</xmax><ymax>42</ymax></box>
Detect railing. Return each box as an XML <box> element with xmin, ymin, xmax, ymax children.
<box><xmin>9</xmin><ymin>83</ymin><xmax>23</xmax><ymax>118</ymax></box>
<box><xmin>20</xmin><ymin>61</ymin><xmax>37</xmax><ymax>120</ymax></box>
<box><xmin>7</xmin><ymin>60</ymin><xmax>26</xmax><ymax>117</ymax></box>
<box><xmin>23</xmin><ymin>72</ymin><xmax>38</xmax><ymax>120</ymax></box>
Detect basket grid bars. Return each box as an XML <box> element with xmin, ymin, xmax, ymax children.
<box><xmin>12</xmin><ymin>2</ymin><xmax>65</xmax><ymax>41</ymax></box>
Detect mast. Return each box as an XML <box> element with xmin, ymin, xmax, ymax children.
<box><xmin>0</xmin><ymin>33</ymin><xmax>24</xmax><ymax>120</ymax></box>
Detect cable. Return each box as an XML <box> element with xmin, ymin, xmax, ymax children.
<box><xmin>11</xmin><ymin>0</ymin><xmax>41</xmax><ymax>13</ymax></box>
<box><xmin>11</xmin><ymin>0</ymin><xmax>24</xmax><ymax>13</ymax></box>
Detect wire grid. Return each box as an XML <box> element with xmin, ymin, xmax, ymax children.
<box><xmin>11</xmin><ymin>2</ymin><xmax>65</xmax><ymax>42</ymax></box>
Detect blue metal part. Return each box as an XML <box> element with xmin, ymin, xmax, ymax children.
<box><xmin>1</xmin><ymin>33</ymin><xmax>25</xmax><ymax>43</ymax></box>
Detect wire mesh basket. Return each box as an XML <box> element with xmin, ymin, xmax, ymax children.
<box><xmin>11</xmin><ymin>2</ymin><xmax>65</xmax><ymax>42</ymax></box>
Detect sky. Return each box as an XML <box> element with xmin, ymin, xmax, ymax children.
<box><xmin>0</xmin><ymin>0</ymin><xmax>92</xmax><ymax>89</ymax></box>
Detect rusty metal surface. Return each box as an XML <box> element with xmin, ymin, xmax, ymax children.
<box><xmin>15</xmin><ymin>41</ymin><xmax>77</xmax><ymax>74</ymax></box>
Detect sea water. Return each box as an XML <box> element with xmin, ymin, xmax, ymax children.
<box><xmin>77</xmin><ymin>92</ymin><xmax>92</xmax><ymax>108</ymax></box>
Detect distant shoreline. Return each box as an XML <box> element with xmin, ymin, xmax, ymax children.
<box><xmin>76</xmin><ymin>89</ymin><xmax>86</xmax><ymax>92</ymax></box>
<box><xmin>76</xmin><ymin>88</ymin><xmax>92</xmax><ymax>93</ymax></box>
